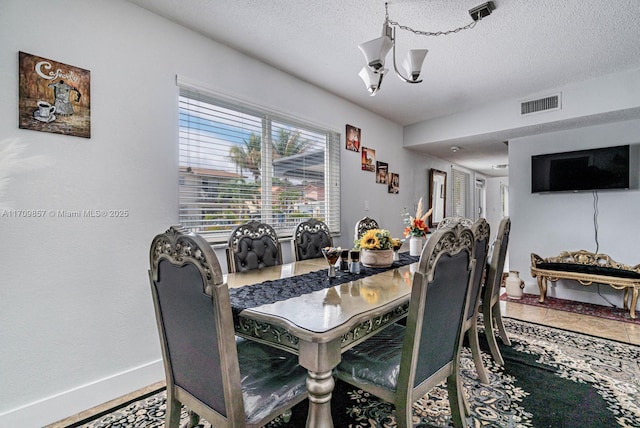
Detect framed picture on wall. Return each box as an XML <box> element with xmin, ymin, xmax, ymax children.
<box><xmin>361</xmin><ymin>147</ymin><xmax>375</xmax><ymax>172</ymax></box>
<box><xmin>346</xmin><ymin>124</ymin><xmax>360</xmax><ymax>152</ymax></box>
<box><xmin>376</xmin><ymin>161</ymin><xmax>388</xmax><ymax>184</ymax></box>
<box><xmin>388</xmin><ymin>173</ymin><xmax>399</xmax><ymax>193</ymax></box>
<box><xmin>18</xmin><ymin>51</ymin><xmax>91</xmax><ymax>138</ymax></box>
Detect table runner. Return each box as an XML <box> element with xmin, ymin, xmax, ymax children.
<box><xmin>229</xmin><ymin>252</ymin><xmax>419</xmax><ymax>316</ymax></box>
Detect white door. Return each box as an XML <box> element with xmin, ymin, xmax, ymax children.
<box><xmin>474</xmin><ymin>178</ymin><xmax>485</xmax><ymax>220</ymax></box>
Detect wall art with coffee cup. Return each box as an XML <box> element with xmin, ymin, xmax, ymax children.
<box><xmin>18</xmin><ymin>51</ymin><xmax>91</xmax><ymax>138</ymax></box>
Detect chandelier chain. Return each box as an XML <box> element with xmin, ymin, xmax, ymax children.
<box><xmin>387</xmin><ymin>19</ymin><xmax>477</xmax><ymax>36</ymax></box>
<box><xmin>384</xmin><ymin>2</ymin><xmax>477</xmax><ymax>37</ymax></box>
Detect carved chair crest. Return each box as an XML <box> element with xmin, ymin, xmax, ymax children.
<box><xmin>228</xmin><ymin>220</ymin><xmax>279</xmax><ymax>252</ymax></box>
<box><xmin>436</xmin><ymin>216</ymin><xmax>473</xmax><ymax>230</ymax></box>
<box><xmin>149</xmin><ymin>225</ymin><xmax>224</xmax><ymax>296</ymax></box>
<box><xmin>294</xmin><ymin>218</ymin><xmax>331</xmax><ymax>243</ymax></box>
<box><xmin>470</xmin><ymin>218</ymin><xmax>490</xmax><ymax>242</ymax></box>
<box><xmin>355</xmin><ymin>216</ymin><xmax>380</xmax><ymax>240</ymax></box>
<box><xmin>419</xmin><ymin>223</ymin><xmax>474</xmax><ymax>282</ymax></box>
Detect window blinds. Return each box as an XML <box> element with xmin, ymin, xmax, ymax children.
<box><xmin>178</xmin><ymin>87</ymin><xmax>341</xmax><ymax>242</ymax></box>
<box><xmin>452</xmin><ymin>168</ymin><xmax>469</xmax><ymax>218</ymax></box>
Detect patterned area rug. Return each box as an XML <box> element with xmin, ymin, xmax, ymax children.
<box><xmin>72</xmin><ymin>318</ymin><xmax>640</xmax><ymax>427</ymax></box>
<box><xmin>501</xmin><ymin>292</ymin><xmax>640</xmax><ymax>325</ymax></box>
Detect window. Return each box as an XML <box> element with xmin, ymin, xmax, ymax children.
<box><xmin>178</xmin><ymin>86</ymin><xmax>340</xmax><ymax>242</ymax></box>
<box><xmin>451</xmin><ymin>168</ymin><xmax>469</xmax><ymax>218</ymax></box>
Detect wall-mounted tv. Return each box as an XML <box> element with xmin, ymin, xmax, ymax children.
<box><xmin>531</xmin><ymin>145</ymin><xmax>630</xmax><ymax>193</ymax></box>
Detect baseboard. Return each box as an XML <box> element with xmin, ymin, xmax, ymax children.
<box><xmin>0</xmin><ymin>359</ymin><xmax>164</xmax><ymax>428</ymax></box>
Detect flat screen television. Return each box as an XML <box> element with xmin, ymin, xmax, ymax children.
<box><xmin>531</xmin><ymin>145</ymin><xmax>630</xmax><ymax>193</ymax></box>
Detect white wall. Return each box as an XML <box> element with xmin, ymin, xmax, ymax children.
<box><xmin>508</xmin><ymin>119</ymin><xmax>640</xmax><ymax>307</ymax></box>
<box><xmin>0</xmin><ymin>1</ymin><xmax>440</xmax><ymax>425</ymax></box>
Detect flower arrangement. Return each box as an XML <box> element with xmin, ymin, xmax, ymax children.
<box><xmin>403</xmin><ymin>197</ymin><xmax>432</xmax><ymax>238</ymax></box>
<box><xmin>354</xmin><ymin>228</ymin><xmax>402</xmax><ymax>251</ymax></box>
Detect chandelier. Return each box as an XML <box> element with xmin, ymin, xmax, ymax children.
<box><xmin>358</xmin><ymin>1</ymin><xmax>495</xmax><ymax>95</ymax></box>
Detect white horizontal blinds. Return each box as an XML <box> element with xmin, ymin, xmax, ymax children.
<box><xmin>178</xmin><ymin>91</ymin><xmax>263</xmax><ymax>239</ymax></box>
<box><xmin>325</xmin><ymin>130</ymin><xmax>341</xmax><ymax>233</ymax></box>
<box><xmin>452</xmin><ymin>168</ymin><xmax>469</xmax><ymax>218</ymax></box>
<box><xmin>179</xmin><ymin>87</ymin><xmax>340</xmax><ymax>241</ymax></box>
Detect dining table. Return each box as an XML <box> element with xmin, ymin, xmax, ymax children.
<box><xmin>225</xmin><ymin>252</ymin><xmax>420</xmax><ymax>428</ymax></box>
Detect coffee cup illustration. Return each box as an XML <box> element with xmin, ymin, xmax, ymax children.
<box><xmin>36</xmin><ymin>100</ymin><xmax>56</xmax><ymax>120</ymax></box>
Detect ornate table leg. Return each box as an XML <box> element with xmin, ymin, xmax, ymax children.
<box><xmin>305</xmin><ymin>370</ymin><xmax>335</xmax><ymax>428</ymax></box>
<box><xmin>298</xmin><ymin>339</ymin><xmax>341</xmax><ymax>428</ymax></box>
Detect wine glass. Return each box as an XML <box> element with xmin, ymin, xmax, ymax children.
<box><xmin>321</xmin><ymin>247</ymin><xmax>341</xmax><ymax>278</ymax></box>
<box><xmin>392</xmin><ymin>239</ymin><xmax>404</xmax><ymax>261</ymax></box>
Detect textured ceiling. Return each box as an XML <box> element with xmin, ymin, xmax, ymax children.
<box><xmin>127</xmin><ymin>0</ymin><xmax>640</xmax><ymax>176</ymax></box>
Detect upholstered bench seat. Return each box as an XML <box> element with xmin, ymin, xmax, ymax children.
<box><xmin>536</xmin><ymin>262</ymin><xmax>640</xmax><ymax>280</ymax></box>
<box><xmin>531</xmin><ymin>250</ymin><xmax>640</xmax><ymax>319</ymax></box>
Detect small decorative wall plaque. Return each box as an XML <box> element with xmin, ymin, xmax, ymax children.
<box><xmin>346</xmin><ymin>124</ymin><xmax>360</xmax><ymax>152</ymax></box>
<box><xmin>361</xmin><ymin>147</ymin><xmax>375</xmax><ymax>172</ymax></box>
<box><xmin>388</xmin><ymin>173</ymin><xmax>399</xmax><ymax>193</ymax></box>
<box><xmin>18</xmin><ymin>51</ymin><xmax>91</xmax><ymax>138</ymax></box>
<box><xmin>376</xmin><ymin>161</ymin><xmax>388</xmax><ymax>184</ymax></box>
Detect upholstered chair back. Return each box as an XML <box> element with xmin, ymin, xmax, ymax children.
<box><xmin>405</xmin><ymin>223</ymin><xmax>475</xmax><ymax>389</ymax></box>
<box><xmin>226</xmin><ymin>220</ymin><xmax>282</xmax><ymax>273</ymax></box>
<box><xmin>294</xmin><ymin>218</ymin><xmax>333</xmax><ymax>261</ymax></box>
<box><xmin>354</xmin><ymin>216</ymin><xmax>379</xmax><ymax>241</ymax></box>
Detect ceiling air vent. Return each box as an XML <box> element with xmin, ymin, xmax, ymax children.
<box><xmin>520</xmin><ymin>93</ymin><xmax>561</xmax><ymax>115</ymax></box>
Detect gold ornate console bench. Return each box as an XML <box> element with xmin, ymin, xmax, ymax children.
<box><xmin>531</xmin><ymin>250</ymin><xmax>640</xmax><ymax>319</ymax></box>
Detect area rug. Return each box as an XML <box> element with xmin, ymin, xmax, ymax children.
<box><xmin>70</xmin><ymin>318</ymin><xmax>640</xmax><ymax>427</ymax></box>
<box><xmin>501</xmin><ymin>292</ymin><xmax>640</xmax><ymax>325</ymax></box>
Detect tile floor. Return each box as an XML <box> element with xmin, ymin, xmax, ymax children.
<box><xmin>46</xmin><ymin>299</ymin><xmax>640</xmax><ymax>427</ymax></box>
<box><xmin>501</xmin><ymin>299</ymin><xmax>640</xmax><ymax>345</ymax></box>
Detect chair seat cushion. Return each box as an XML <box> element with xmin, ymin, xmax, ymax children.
<box><xmin>537</xmin><ymin>262</ymin><xmax>640</xmax><ymax>280</ymax></box>
<box><xmin>236</xmin><ymin>337</ymin><xmax>308</xmax><ymax>425</ymax></box>
<box><xmin>335</xmin><ymin>323</ymin><xmax>405</xmax><ymax>392</ymax></box>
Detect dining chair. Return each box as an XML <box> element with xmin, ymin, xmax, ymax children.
<box><xmin>293</xmin><ymin>218</ymin><xmax>333</xmax><ymax>261</ymax></box>
<box><xmin>226</xmin><ymin>220</ymin><xmax>282</xmax><ymax>273</ymax></box>
<box><xmin>354</xmin><ymin>216</ymin><xmax>379</xmax><ymax>241</ymax></box>
<box><xmin>482</xmin><ymin>216</ymin><xmax>512</xmax><ymax>365</ymax></box>
<box><xmin>432</xmin><ymin>215</ymin><xmax>492</xmax><ymax>413</ymax></box>
<box><xmin>148</xmin><ymin>226</ymin><xmax>308</xmax><ymax>428</ymax></box>
<box><xmin>464</xmin><ymin>218</ymin><xmax>491</xmax><ymax>385</ymax></box>
<box><xmin>335</xmin><ymin>223</ymin><xmax>476</xmax><ymax>428</ymax></box>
